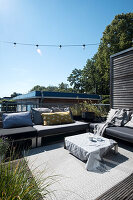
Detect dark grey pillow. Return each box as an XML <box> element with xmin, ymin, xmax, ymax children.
<box><xmin>121</xmin><ymin>110</ymin><xmax>131</xmax><ymax>126</ymax></box>
<box><xmin>51</xmin><ymin>107</ymin><xmax>70</xmax><ymax>112</ymax></box>
<box><xmin>51</xmin><ymin>107</ymin><xmax>73</xmax><ymax>120</ymax></box>
<box><xmin>124</xmin><ymin>113</ymin><xmax>133</xmax><ymax>128</ymax></box>
<box><xmin>2</xmin><ymin>112</ymin><xmax>33</xmax><ymax>129</ymax></box>
<box><xmin>32</xmin><ymin>108</ymin><xmax>52</xmax><ymax>125</ymax></box>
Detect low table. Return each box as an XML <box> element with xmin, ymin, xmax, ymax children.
<box><xmin>64</xmin><ymin>133</ymin><xmax>118</xmax><ymax>171</ymax></box>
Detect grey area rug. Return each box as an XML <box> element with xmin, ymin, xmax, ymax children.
<box><xmin>25</xmin><ymin>141</ymin><xmax>133</xmax><ymax>200</ymax></box>
<box><xmin>96</xmin><ymin>173</ymin><xmax>133</xmax><ymax>200</ymax></box>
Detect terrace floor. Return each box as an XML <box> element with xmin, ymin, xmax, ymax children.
<box><xmin>25</xmin><ymin>139</ymin><xmax>133</xmax><ymax>200</ymax></box>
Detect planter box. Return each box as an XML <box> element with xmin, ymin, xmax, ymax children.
<box><xmin>82</xmin><ymin>112</ymin><xmax>95</xmax><ymax>122</ymax></box>
<box><xmin>73</xmin><ymin>115</ymin><xmax>82</xmax><ymax>121</ymax></box>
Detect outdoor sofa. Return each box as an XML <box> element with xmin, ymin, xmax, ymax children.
<box><xmin>89</xmin><ymin>109</ymin><xmax>133</xmax><ymax>143</ymax></box>
<box><xmin>0</xmin><ymin>108</ymin><xmax>89</xmax><ymax>148</ymax></box>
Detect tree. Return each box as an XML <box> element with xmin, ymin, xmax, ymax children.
<box><xmin>30</xmin><ymin>83</ymin><xmax>73</xmax><ymax>93</ymax></box>
<box><xmin>67</xmin><ymin>13</ymin><xmax>133</xmax><ymax>95</ymax></box>
<box><xmin>58</xmin><ymin>82</ymin><xmax>68</xmax><ymax>90</ymax></box>
<box><xmin>67</xmin><ymin>68</ymin><xmax>83</xmax><ymax>92</ymax></box>
<box><xmin>96</xmin><ymin>13</ymin><xmax>133</xmax><ymax>94</ymax></box>
<box><xmin>11</xmin><ymin>92</ymin><xmax>22</xmax><ymax>98</ymax></box>
<box><xmin>67</xmin><ymin>55</ymin><xmax>99</xmax><ymax>94</ymax></box>
<box><xmin>46</xmin><ymin>86</ymin><xmax>58</xmax><ymax>92</ymax></box>
<box><xmin>30</xmin><ymin>85</ymin><xmax>46</xmax><ymax>91</ymax></box>
<box><xmin>82</xmin><ymin>54</ymin><xmax>98</xmax><ymax>94</ymax></box>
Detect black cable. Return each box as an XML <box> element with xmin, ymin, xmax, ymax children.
<box><xmin>0</xmin><ymin>40</ymin><xmax>100</xmax><ymax>47</ymax></box>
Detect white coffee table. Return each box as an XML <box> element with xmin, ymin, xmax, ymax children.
<box><xmin>64</xmin><ymin>133</ymin><xmax>118</xmax><ymax>171</ymax></box>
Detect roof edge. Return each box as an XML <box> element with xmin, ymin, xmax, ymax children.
<box><xmin>110</xmin><ymin>47</ymin><xmax>133</xmax><ymax>58</ymax></box>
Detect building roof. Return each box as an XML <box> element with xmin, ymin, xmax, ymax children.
<box><xmin>13</xmin><ymin>91</ymin><xmax>101</xmax><ymax>100</ymax></box>
<box><xmin>110</xmin><ymin>47</ymin><xmax>133</xmax><ymax>58</ymax></box>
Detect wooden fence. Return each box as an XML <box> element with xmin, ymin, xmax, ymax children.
<box><xmin>110</xmin><ymin>47</ymin><xmax>133</xmax><ymax>109</ymax></box>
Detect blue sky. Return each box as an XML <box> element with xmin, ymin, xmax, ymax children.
<box><xmin>0</xmin><ymin>0</ymin><xmax>132</xmax><ymax>97</ymax></box>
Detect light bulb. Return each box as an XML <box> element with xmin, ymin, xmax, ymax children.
<box><xmin>83</xmin><ymin>44</ymin><xmax>85</xmax><ymax>50</ymax></box>
<box><xmin>36</xmin><ymin>45</ymin><xmax>42</xmax><ymax>55</ymax></box>
<box><xmin>13</xmin><ymin>42</ymin><xmax>16</xmax><ymax>48</ymax></box>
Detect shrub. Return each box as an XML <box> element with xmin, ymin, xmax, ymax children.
<box><xmin>0</xmin><ymin>141</ymin><xmax>59</xmax><ymax>200</ymax></box>
<box><xmin>0</xmin><ymin>138</ymin><xmax>9</xmax><ymax>162</ymax></box>
<box><xmin>101</xmin><ymin>95</ymin><xmax>110</xmax><ymax>104</ymax></box>
<box><xmin>71</xmin><ymin>101</ymin><xmax>108</xmax><ymax>117</ymax></box>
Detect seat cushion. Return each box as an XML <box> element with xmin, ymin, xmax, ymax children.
<box><xmin>34</xmin><ymin>121</ymin><xmax>89</xmax><ymax>137</ymax></box>
<box><xmin>105</xmin><ymin>127</ymin><xmax>133</xmax><ymax>143</ymax></box>
<box><xmin>0</xmin><ymin>126</ymin><xmax>37</xmax><ymax>140</ymax></box>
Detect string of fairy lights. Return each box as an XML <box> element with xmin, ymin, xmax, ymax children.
<box><xmin>0</xmin><ymin>40</ymin><xmax>100</xmax><ymax>55</ymax></box>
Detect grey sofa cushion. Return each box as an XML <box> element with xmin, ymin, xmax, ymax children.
<box><xmin>89</xmin><ymin>122</ymin><xmax>133</xmax><ymax>143</ymax></box>
<box><xmin>105</xmin><ymin>127</ymin><xmax>133</xmax><ymax>143</ymax></box>
<box><xmin>34</xmin><ymin>121</ymin><xmax>89</xmax><ymax>137</ymax></box>
<box><xmin>2</xmin><ymin>112</ymin><xmax>33</xmax><ymax>129</ymax></box>
<box><xmin>51</xmin><ymin>107</ymin><xmax>69</xmax><ymax>112</ymax></box>
<box><xmin>0</xmin><ymin>126</ymin><xmax>37</xmax><ymax>140</ymax></box>
<box><xmin>32</xmin><ymin>108</ymin><xmax>52</xmax><ymax>125</ymax></box>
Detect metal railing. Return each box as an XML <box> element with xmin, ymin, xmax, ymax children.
<box><xmin>0</xmin><ymin>102</ymin><xmax>110</xmax><ymax>113</ymax></box>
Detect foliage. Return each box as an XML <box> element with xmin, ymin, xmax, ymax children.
<box><xmin>67</xmin><ymin>56</ymin><xmax>98</xmax><ymax>94</ymax></box>
<box><xmin>95</xmin><ymin>13</ymin><xmax>133</xmax><ymax>94</ymax></box>
<box><xmin>11</xmin><ymin>92</ymin><xmax>22</xmax><ymax>98</ymax></box>
<box><xmin>82</xmin><ymin>54</ymin><xmax>98</xmax><ymax>94</ymax></box>
<box><xmin>70</xmin><ymin>101</ymin><xmax>108</xmax><ymax>117</ymax></box>
<box><xmin>70</xmin><ymin>104</ymin><xmax>83</xmax><ymax>116</ymax></box>
<box><xmin>67</xmin><ymin>13</ymin><xmax>133</xmax><ymax>95</ymax></box>
<box><xmin>0</xmin><ymin>143</ymin><xmax>59</xmax><ymax>200</ymax></box>
<box><xmin>30</xmin><ymin>82</ymin><xmax>73</xmax><ymax>93</ymax></box>
<box><xmin>101</xmin><ymin>95</ymin><xmax>110</xmax><ymax>104</ymax></box>
<box><xmin>0</xmin><ymin>99</ymin><xmax>16</xmax><ymax>104</ymax></box>
<box><xmin>0</xmin><ymin>138</ymin><xmax>9</xmax><ymax>162</ymax></box>
<box><xmin>67</xmin><ymin>69</ymin><xmax>83</xmax><ymax>92</ymax></box>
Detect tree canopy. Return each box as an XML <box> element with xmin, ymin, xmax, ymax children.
<box><xmin>10</xmin><ymin>92</ymin><xmax>22</xmax><ymax>98</ymax></box>
<box><xmin>67</xmin><ymin>13</ymin><xmax>133</xmax><ymax>95</ymax></box>
<box><xmin>30</xmin><ymin>82</ymin><xmax>73</xmax><ymax>93</ymax></box>
<box><xmin>95</xmin><ymin>13</ymin><xmax>133</xmax><ymax>94</ymax></box>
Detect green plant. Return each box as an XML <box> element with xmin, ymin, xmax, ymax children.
<box><xmin>70</xmin><ymin>104</ymin><xmax>82</xmax><ymax>116</ymax></box>
<box><xmin>71</xmin><ymin>101</ymin><xmax>108</xmax><ymax>117</ymax></box>
<box><xmin>0</xmin><ymin>143</ymin><xmax>59</xmax><ymax>200</ymax></box>
<box><xmin>0</xmin><ymin>138</ymin><xmax>9</xmax><ymax>162</ymax></box>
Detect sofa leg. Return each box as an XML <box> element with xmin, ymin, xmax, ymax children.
<box><xmin>64</xmin><ymin>140</ymin><xmax>66</xmax><ymax>149</ymax></box>
<box><xmin>114</xmin><ymin>143</ymin><xmax>118</xmax><ymax>154</ymax></box>
<box><xmin>37</xmin><ymin>137</ymin><xmax>42</xmax><ymax>147</ymax></box>
<box><xmin>32</xmin><ymin>137</ymin><xmax>36</xmax><ymax>148</ymax></box>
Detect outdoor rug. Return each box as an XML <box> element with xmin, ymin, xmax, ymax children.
<box><xmin>96</xmin><ymin>173</ymin><xmax>133</xmax><ymax>200</ymax></box>
<box><xmin>25</xmin><ymin>141</ymin><xmax>133</xmax><ymax>200</ymax></box>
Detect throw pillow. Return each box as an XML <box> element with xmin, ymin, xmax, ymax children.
<box><xmin>51</xmin><ymin>107</ymin><xmax>69</xmax><ymax>112</ymax></box>
<box><xmin>106</xmin><ymin>109</ymin><xmax>118</xmax><ymax>122</ymax></box>
<box><xmin>41</xmin><ymin>111</ymin><xmax>74</xmax><ymax>126</ymax></box>
<box><xmin>56</xmin><ymin>111</ymin><xmax>74</xmax><ymax>124</ymax></box>
<box><xmin>51</xmin><ymin>107</ymin><xmax>73</xmax><ymax>119</ymax></box>
<box><xmin>121</xmin><ymin>110</ymin><xmax>131</xmax><ymax>126</ymax></box>
<box><xmin>106</xmin><ymin>108</ymin><xmax>131</xmax><ymax>127</ymax></box>
<box><xmin>32</xmin><ymin>108</ymin><xmax>52</xmax><ymax>125</ymax></box>
<box><xmin>124</xmin><ymin>114</ymin><xmax>133</xmax><ymax>128</ymax></box>
<box><xmin>2</xmin><ymin>112</ymin><xmax>33</xmax><ymax>129</ymax></box>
